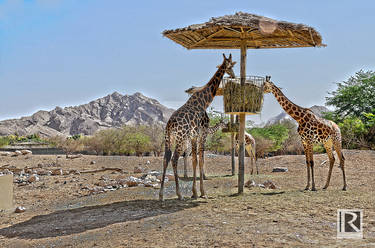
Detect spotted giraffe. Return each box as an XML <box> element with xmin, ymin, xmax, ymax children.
<box><xmin>263</xmin><ymin>79</ymin><xmax>347</xmax><ymax>191</ymax></box>
<box><xmin>159</xmin><ymin>54</ymin><xmax>236</xmax><ymax>201</ymax></box>
<box><xmin>182</xmin><ymin>118</ymin><xmax>228</xmax><ymax>179</ymax></box>
<box><xmin>235</xmin><ymin>131</ymin><xmax>258</xmax><ymax>175</ymax></box>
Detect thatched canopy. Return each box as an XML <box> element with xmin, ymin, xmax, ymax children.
<box><xmin>163</xmin><ymin>12</ymin><xmax>325</xmax><ymax>49</ymax></box>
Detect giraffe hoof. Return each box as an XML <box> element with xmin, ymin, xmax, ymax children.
<box><xmin>322</xmin><ymin>187</ymin><xmax>327</xmax><ymax>190</ymax></box>
<box><xmin>200</xmin><ymin>195</ymin><xmax>207</xmax><ymax>199</ymax></box>
<box><xmin>304</xmin><ymin>187</ymin><xmax>309</xmax><ymax>191</ymax></box>
<box><xmin>342</xmin><ymin>187</ymin><xmax>347</xmax><ymax>191</ymax></box>
<box><xmin>311</xmin><ymin>188</ymin><xmax>317</xmax><ymax>192</ymax></box>
<box><xmin>191</xmin><ymin>194</ymin><xmax>198</xmax><ymax>199</ymax></box>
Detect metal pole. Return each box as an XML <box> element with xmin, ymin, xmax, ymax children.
<box><xmin>230</xmin><ymin>114</ymin><xmax>235</xmax><ymax>176</ymax></box>
<box><xmin>238</xmin><ymin>39</ymin><xmax>247</xmax><ymax>194</ymax></box>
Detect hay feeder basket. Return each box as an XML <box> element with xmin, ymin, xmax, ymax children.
<box><xmin>221</xmin><ymin>75</ymin><xmax>265</xmax><ymax>133</ymax></box>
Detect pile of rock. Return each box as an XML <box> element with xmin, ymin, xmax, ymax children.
<box><xmin>0</xmin><ymin>150</ymin><xmax>32</xmax><ymax>157</ymax></box>
<box><xmin>83</xmin><ymin>170</ymin><xmax>174</xmax><ymax>196</ymax></box>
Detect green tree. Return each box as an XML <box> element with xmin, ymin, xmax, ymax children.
<box><xmin>250</xmin><ymin>124</ymin><xmax>289</xmax><ymax>152</ymax></box>
<box><xmin>326</xmin><ymin>70</ymin><xmax>375</xmax><ymax>120</ymax></box>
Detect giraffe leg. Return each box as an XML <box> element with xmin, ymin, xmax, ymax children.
<box><xmin>198</xmin><ymin>139</ymin><xmax>206</xmax><ymax>198</ymax></box>
<box><xmin>303</xmin><ymin>142</ymin><xmax>312</xmax><ymax>191</ymax></box>
<box><xmin>191</xmin><ymin>140</ymin><xmax>198</xmax><ymax>199</ymax></box>
<box><xmin>171</xmin><ymin>148</ymin><xmax>183</xmax><ymax>200</ymax></box>
<box><xmin>159</xmin><ymin>147</ymin><xmax>172</xmax><ymax>201</ymax></box>
<box><xmin>183</xmin><ymin>153</ymin><xmax>188</xmax><ymax>179</ymax></box>
<box><xmin>323</xmin><ymin>140</ymin><xmax>335</xmax><ymax>190</ymax></box>
<box><xmin>310</xmin><ymin>159</ymin><xmax>316</xmax><ymax>191</ymax></box>
<box><xmin>334</xmin><ymin>142</ymin><xmax>347</xmax><ymax>190</ymax></box>
<box><xmin>245</xmin><ymin>146</ymin><xmax>253</xmax><ymax>175</ymax></box>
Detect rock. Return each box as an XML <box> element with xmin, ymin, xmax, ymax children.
<box><xmin>0</xmin><ymin>151</ymin><xmax>11</xmax><ymax>156</ymax></box>
<box><xmin>156</xmin><ymin>175</ymin><xmax>169</xmax><ymax>183</ymax></box>
<box><xmin>148</xmin><ymin>170</ymin><xmax>161</xmax><ymax>177</ymax></box>
<box><xmin>28</xmin><ymin>174</ymin><xmax>39</xmax><ymax>183</ymax></box>
<box><xmin>20</xmin><ymin>150</ymin><xmax>32</xmax><ymax>155</ymax></box>
<box><xmin>166</xmin><ymin>174</ymin><xmax>174</xmax><ymax>181</ymax></box>
<box><xmin>37</xmin><ymin>170</ymin><xmax>49</xmax><ymax>176</ymax></box>
<box><xmin>90</xmin><ymin>161</ymin><xmax>96</xmax><ymax>165</ymax></box>
<box><xmin>146</xmin><ymin>160</ymin><xmax>151</xmax><ymax>165</ymax></box>
<box><xmin>263</xmin><ymin>180</ymin><xmax>277</xmax><ymax>189</ymax></box>
<box><xmin>125</xmin><ymin>176</ymin><xmax>142</xmax><ymax>187</ymax></box>
<box><xmin>52</xmin><ymin>169</ymin><xmax>63</xmax><ymax>176</ymax></box>
<box><xmin>15</xmin><ymin>206</ymin><xmax>26</xmax><ymax>213</ymax></box>
<box><xmin>67</xmin><ymin>154</ymin><xmax>83</xmax><ymax>159</ymax></box>
<box><xmin>89</xmin><ymin>186</ymin><xmax>104</xmax><ymax>194</ymax></box>
<box><xmin>245</xmin><ymin>179</ymin><xmax>256</xmax><ymax>188</ymax></box>
<box><xmin>11</xmin><ymin>151</ymin><xmax>22</xmax><ymax>157</ymax></box>
<box><xmin>133</xmin><ymin>166</ymin><xmax>144</xmax><ymax>173</ymax></box>
<box><xmin>95</xmin><ymin>181</ymin><xmax>107</xmax><ymax>187</ymax></box>
<box><xmin>145</xmin><ymin>175</ymin><xmax>159</xmax><ymax>182</ymax></box>
<box><xmin>272</xmin><ymin>167</ymin><xmax>288</xmax><ymax>172</ymax></box>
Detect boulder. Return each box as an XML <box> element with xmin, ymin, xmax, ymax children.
<box><xmin>15</xmin><ymin>206</ymin><xmax>26</xmax><ymax>213</ymax></box>
<box><xmin>263</xmin><ymin>180</ymin><xmax>277</xmax><ymax>189</ymax></box>
<box><xmin>52</xmin><ymin>169</ymin><xmax>63</xmax><ymax>176</ymax></box>
<box><xmin>20</xmin><ymin>150</ymin><xmax>32</xmax><ymax>155</ymax></box>
<box><xmin>245</xmin><ymin>179</ymin><xmax>256</xmax><ymax>188</ymax></box>
<box><xmin>272</xmin><ymin>167</ymin><xmax>288</xmax><ymax>172</ymax></box>
<box><xmin>28</xmin><ymin>174</ymin><xmax>39</xmax><ymax>183</ymax></box>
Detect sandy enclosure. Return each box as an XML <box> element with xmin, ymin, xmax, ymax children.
<box><xmin>0</xmin><ymin>150</ymin><xmax>374</xmax><ymax>247</ymax></box>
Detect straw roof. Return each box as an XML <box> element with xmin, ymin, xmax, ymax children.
<box><xmin>163</xmin><ymin>12</ymin><xmax>325</xmax><ymax>49</ymax></box>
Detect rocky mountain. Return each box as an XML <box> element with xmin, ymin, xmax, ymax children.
<box><xmin>0</xmin><ymin>92</ymin><xmax>175</xmax><ymax>137</ymax></box>
<box><xmin>266</xmin><ymin>105</ymin><xmax>330</xmax><ymax>126</ymax></box>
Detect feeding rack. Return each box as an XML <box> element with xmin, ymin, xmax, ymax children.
<box><xmin>223</xmin><ymin>76</ymin><xmax>264</xmax><ymax>115</ymax></box>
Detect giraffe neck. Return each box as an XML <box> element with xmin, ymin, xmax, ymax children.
<box><xmin>270</xmin><ymin>84</ymin><xmax>307</xmax><ymax>124</ymax></box>
<box><xmin>186</xmin><ymin>64</ymin><xmax>226</xmax><ymax>110</ymax></box>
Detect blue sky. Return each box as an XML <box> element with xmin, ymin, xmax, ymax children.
<box><xmin>0</xmin><ymin>0</ymin><xmax>374</xmax><ymax>123</ymax></box>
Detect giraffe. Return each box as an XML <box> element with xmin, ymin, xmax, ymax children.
<box><xmin>181</xmin><ymin>118</ymin><xmax>228</xmax><ymax>179</ymax></box>
<box><xmin>235</xmin><ymin>131</ymin><xmax>258</xmax><ymax>175</ymax></box>
<box><xmin>159</xmin><ymin>54</ymin><xmax>236</xmax><ymax>201</ymax></box>
<box><xmin>263</xmin><ymin>79</ymin><xmax>347</xmax><ymax>191</ymax></box>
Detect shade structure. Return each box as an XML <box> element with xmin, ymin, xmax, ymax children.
<box><xmin>163</xmin><ymin>12</ymin><xmax>325</xmax><ymax>194</ymax></box>
<box><xmin>163</xmin><ymin>12</ymin><xmax>325</xmax><ymax>50</ymax></box>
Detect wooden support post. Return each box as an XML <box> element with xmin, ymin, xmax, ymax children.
<box><xmin>230</xmin><ymin>114</ymin><xmax>235</xmax><ymax>176</ymax></box>
<box><xmin>238</xmin><ymin>39</ymin><xmax>247</xmax><ymax>194</ymax></box>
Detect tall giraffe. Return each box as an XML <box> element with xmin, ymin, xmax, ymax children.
<box><xmin>182</xmin><ymin>118</ymin><xmax>228</xmax><ymax>179</ymax></box>
<box><xmin>159</xmin><ymin>54</ymin><xmax>236</xmax><ymax>201</ymax></box>
<box><xmin>235</xmin><ymin>131</ymin><xmax>258</xmax><ymax>175</ymax></box>
<box><xmin>263</xmin><ymin>79</ymin><xmax>347</xmax><ymax>191</ymax></box>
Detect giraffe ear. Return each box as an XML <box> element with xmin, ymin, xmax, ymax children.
<box><xmin>229</xmin><ymin>54</ymin><xmax>232</xmax><ymax>60</ymax></box>
<box><xmin>223</xmin><ymin>53</ymin><xmax>227</xmax><ymax>60</ymax></box>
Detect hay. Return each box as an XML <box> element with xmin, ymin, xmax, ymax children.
<box><xmin>223</xmin><ymin>78</ymin><xmax>264</xmax><ymax>114</ymax></box>
<box><xmin>163</xmin><ymin>12</ymin><xmax>325</xmax><ymax>50</ymax></box>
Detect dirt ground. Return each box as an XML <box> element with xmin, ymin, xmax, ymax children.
<box><xmin>0</xmin><ymin>150</ymin><xmax>374</xmax><ymax>247</ymax></box>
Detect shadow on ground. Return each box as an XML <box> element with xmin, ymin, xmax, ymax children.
<box><xmin>0</xmin><ymin>199</ymin><xmax>199</xmax><ymax>239</ymax></box>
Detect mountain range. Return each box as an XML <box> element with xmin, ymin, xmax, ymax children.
<box><xmin>0</xmin><ymin>92</ymin><xmax>174</xmax><ymax>137</ymax></box>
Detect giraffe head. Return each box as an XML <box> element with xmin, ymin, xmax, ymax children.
<box><xmin>263</xmin><ymin>80</ymin><xmax>275</xmax><ymax>94</ymax></box>
<box><xmin>220</xmin><ymin>54</ymin><xmax>236</xmax><ymax>78</ymax></box>
<box><xmin>185</xmin><ymin>54</ymin><xmax>236</xmax><ymax>95</ymax></box>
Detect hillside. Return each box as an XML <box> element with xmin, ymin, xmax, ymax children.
<box><xmin>0</xmin><ymin>92</ymin><xmax>174</xmax><ymax>137</ymax></box>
